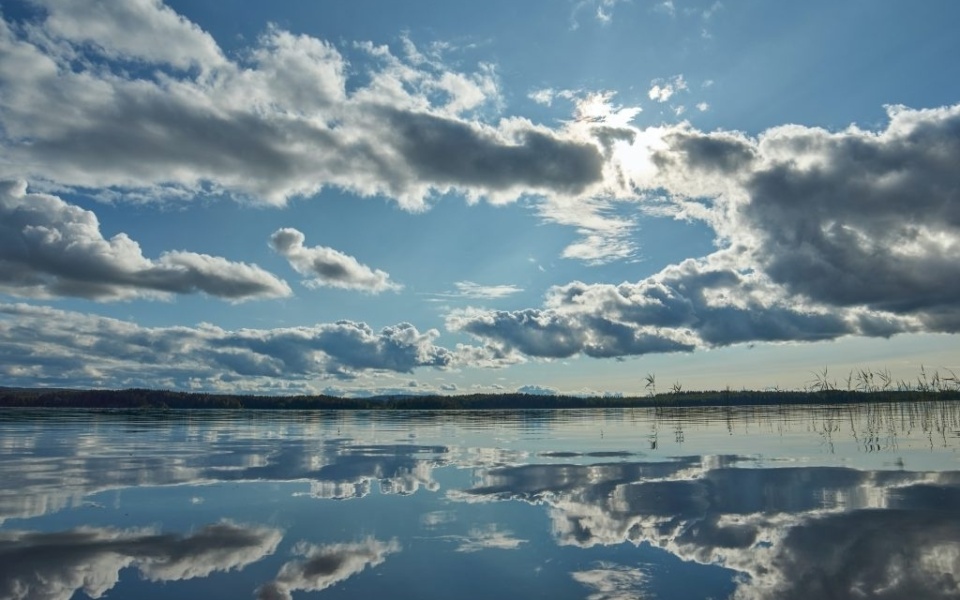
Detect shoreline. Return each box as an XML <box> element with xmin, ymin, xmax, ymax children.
<box><xmin>3</xmin><ymin>387</ymin><xmax>959</xmax><ymax>410</ymax></box>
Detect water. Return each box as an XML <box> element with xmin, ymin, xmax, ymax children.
<box><xmin>1</xmin><ymin>402</ymin><xmax>959</xmax><ymax>599</ymax></box>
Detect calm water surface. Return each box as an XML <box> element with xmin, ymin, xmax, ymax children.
<box><xmin>1</xmin><ymin>402</ymin><xmax>959</xmax><ymax>599</ymax></box>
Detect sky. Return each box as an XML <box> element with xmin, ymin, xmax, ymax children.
<box><xmin>0</xmin><ymin>0</ymin><xmax>958</xmax><ymax>396</ymax></box>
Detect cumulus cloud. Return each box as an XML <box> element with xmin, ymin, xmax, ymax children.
<box><xmin>28</xmin><ymin>0</ymin><xmax>226</xmax><ymax>70</ymax></box>
<box><xmin>448</xmin><ymin>255</ymin><xmax>915</xmax><ymax>359</ymax></box>
<box><xmin>646</xmin><ymin>104</ymin><xmax>960</xmax><ymax>329</ymax></box>
<box><xmin>0</xmin><ymin>303</ymin><xmax>456</xmax><ymax>390</ymax></box>
<box><xmin>255</xmin><ymin>537</ymin><xmax>400</xmax><ymax>600</ymax></box>
<box><xmin>270</xmin><ymin>228</ymin><xmax>399</xmax><ymax>293</ymax></box>
<box><xmin>0</xmin><ymin>181</ymin><xmax>290</xmax><ymax>301</ymax></box>
<box><xmin>451</xmin><ymin>104</ymin><xmax>960</xmax><ymax>360</ymax></box>
<box><xmin>0</xmin><ymin>5</ymin><xmax>605</xmax><ymax>211</ymax></box>
<box><xmin>0</xmin><ymin>521</ymin><xmax>282</xmax><ymax>600</ymax></box>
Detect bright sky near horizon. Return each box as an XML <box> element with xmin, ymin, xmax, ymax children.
<box><xmin>1</xmin><ymin>0</ymin><xmax>958</xmax><ymax>396</ymax></box>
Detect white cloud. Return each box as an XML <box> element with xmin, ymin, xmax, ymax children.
<box><xmin>29</xmin><ymin>0</ymin><xmax>226</xmax><ymax>70</ymax></box>
<box><xmin>0</xmin><ymin>5</ymin><xmax>666</xmax><ymax>266</ymax></box>
<box><xmin>571</xmin><ymin>91</ymin><xmax>642</xmax><ymax>127</ymax></box>
<box><xmin>647</xmin><ymin>75</ymin><xmax>687</xmax><ymax>103</ymax></box>
<box><xmin>269</xmin><ymin>228</ymin><xmax>400</xmax><ymax>293</ymax></box>
<box><xmin>571</xmin><ymin>0</ymin><xmax>627</xmax><ymax>28</ymax></box>
<box><xmin>528</xmin><ymin>88</ymin><xmax>556</xmax><ymax>106</ymax></box>
<box><xmin>0</xmin><ymin>303</ymin><xmax>457</xmax><ymax>391</ymax></box>
<box><xmin>0</xmin><ymin>181</ymin><xmax>290</xmax><ymax>301</ymax></box>
<box><xmin>0</xmin><ymin>7</ymin><xmax>603</xmax><ymax>212</ymax></box>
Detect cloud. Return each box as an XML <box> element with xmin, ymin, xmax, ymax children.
<box><xmin>0</xmin><ymin>181</ymin><xmax>290</xmax><ymax>301</ymax></box>
<box><xmin>269</xmin><ymin>228</ymin><xmax>400</xmax><ymax>293</ymax></box>
<box><xmin>255</xmin><ymin>537</ymin><xmax>400</xmax><ymax>600</ymax></box>
<box><xmin>648</xmin><ymin>75</ymin><xmax>687</xmax><ymax>103</ymax></box>
<box><xmin>28</xmin><ymin>0</ymin><xmax>226</xmax><ymax>70</ymax></box>
<box><xmin>449</xmin><ymin>103</ymin><xmax>960</xmax><ymax>360</ymax></box>
<box><xmin>570</xmin><ymin>0</ymin><xmax>627</xmax><ymax>28</ymax></box>
<box><xmin>528</xmin><ymin>88</ymin><xmax>557</xmax><ymax>106</ymax></box>
<box><xmin>380</xmin><ymin>108</ymin><xmax>604</xmax><ymax>200</ymax></box>
<box><xmin>0</xmin><ymin>303</ymin><xmax>456</xmax><ymax>390</ymax></box>
<box><xmin>0</xmin><ymin>6</ymin><xmax>605</xmax><ymax>211</ymax></box>
<box><xmin>447</xmin><ymin>255</ymin><xmax>912</xmax><ymax>359</ymax></box>
<box><xmin>0</xmin><ymin>521</ymin><xmax>282</xmax><ymax>600</ymax></box>
<box><xmin>432</xmin><ymin>281</ymin><xmax>524</xmax><ymax>300</ymax></box>
<box><xmin>647</xmin><ymin>104</ymin><xmax>960</xmax><ymax>331</ymax></box>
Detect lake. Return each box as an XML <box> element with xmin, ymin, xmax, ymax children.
<box><xmin>1</xmin><ymin>402</ymin><xmax>959</xmax><ymax>599</ymax></box>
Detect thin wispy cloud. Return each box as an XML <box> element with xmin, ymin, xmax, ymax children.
<box><xmin>433</xmin><ymin>281</ymin><xmax>524</xmax><ymax>300</ymax></box>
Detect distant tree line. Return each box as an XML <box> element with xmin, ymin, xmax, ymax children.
<box><xmin>0</xmin><ymin>387</ymin><xmax>957</xmax><ymax>411</ymax></box>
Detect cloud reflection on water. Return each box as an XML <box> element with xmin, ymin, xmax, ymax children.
<box><xmin>255</xmin><ymin>537</ymin><xmax>400</xmax><ymax>600</ymax></box>
<box><xmin>0</xmin><ymin>521</ymin><xmax>282</xmax><ymax>600</ymax></box>
<box><xmin>457</xmin><ymin>458</ymin><xmax>960</xmax><ymax>598</ymax></box>
<box><xmin>1</xmin><ymin>404</ymin><xmax>959</xmax><ymax>598</ymax></box>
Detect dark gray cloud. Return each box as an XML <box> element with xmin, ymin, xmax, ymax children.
<box><xmin>0</xmin><ymin>181</ymin><xmax>291</xmax><ymax>301</ymax></box>
<box><xmin>255</xmin><ymin>537</ymin><xmax>400</xmax><ymax>600</ymax></box>
<box><xmin>654</xmin><ymin>129</ymin><xmax>757</xmax><ymax>174</ymax></box>
<box><xmin>383</xmin><ymin>108</ymin><xmax>604</xmax><ymax>195</ymax></box>
<box><xmin>447</xmin><ymin>258</ymin><xmax>866</xmax><ymax>359</ymax></box>
<box><xmin>648</xmin><ymin>105</ymin><xmax>960</xmax><ymax>333</ymax></box>
<box><xmin>0</xmin><ymin>521</ymin><xmax>282</xmax><ymax>600</ymax></box>
<box><xmin>270</xmin><ymin>228</ymin><xmax>400</xmax><ymax>293</ymax></box>
<box><xmin>449</xmin><ymin>305</ymin><xmax>697</xmax><ymax>358</ymax></box>
<box><xmin>0</xmin><ymin>303</ymin><xmax>455</xmax><ymax>391</ymax></box>
<box><xmin>741</xmin><ymin>107</ymin><xmax>960</xmax><ymax>323</ymax></box>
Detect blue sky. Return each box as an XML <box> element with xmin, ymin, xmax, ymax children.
<box><xmin>1</xmin><ymin>0</ymin><xmax>958</xmax><ymax>396</ymax></box>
